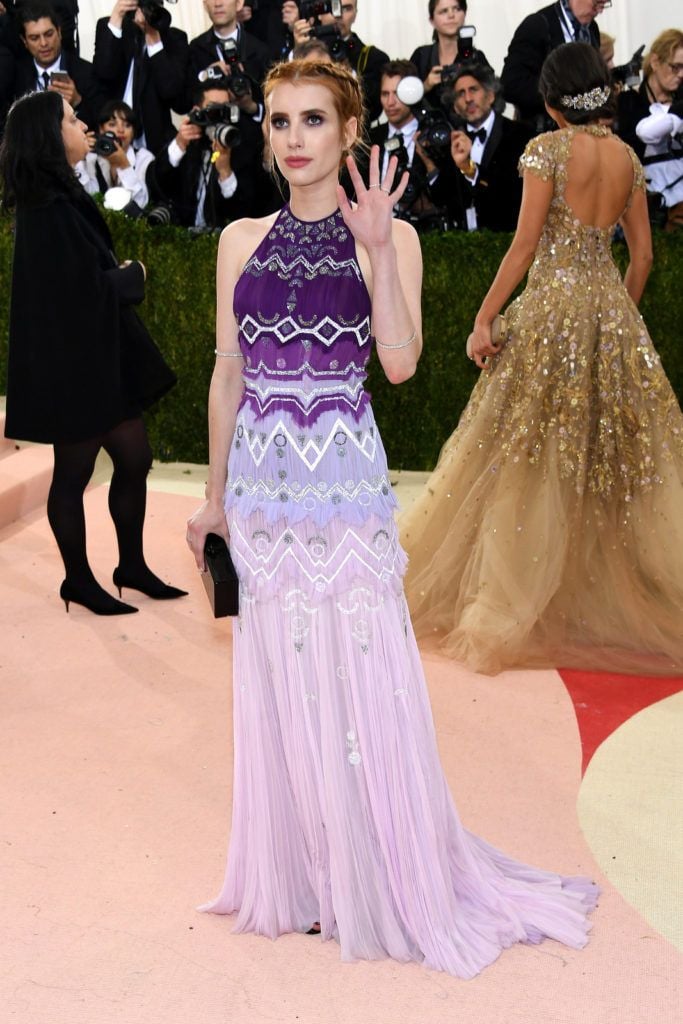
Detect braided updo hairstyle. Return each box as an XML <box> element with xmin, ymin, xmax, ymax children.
<box><xmin>263</xmin><ymin>59</ymin><xmax>367</xmax><ymax>167</ymax></box>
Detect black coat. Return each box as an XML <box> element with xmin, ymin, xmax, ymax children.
<box><xmin>429</xmin><ymin>114</ymin><xmax>534</xmax><ymax>232</ymax></box>
<box><xmin>501</xmin><ymin>2</ymin><xmax>600</xmax><ymax>129</ymax></box>
<box><xmin>188</xmin><ymin>25</ymin><xmax>269</xmax><ymax>106</ymax></box>
<box><xmin>343</xmin><ymin>33</ymin><xmax>389</xmax><ymax>123</ymax></box>
<box><xmin>4</xmin><ymin>189</ymin><xmax>175</xmax><ymax>443</ymax></box>
<box><xmin>11</xmin><ymin>50</ymin><xmax>107</xmax><ymax>130</ymax></box>
<box><xmin>92</xmin><ymin>17</ymin><xmax>189</xmax><ymax>156</ymax></box>
<box><xmin>239</xmin><ymin>0</ymin><xmax>291</xmax><ymax>63</ymax></box>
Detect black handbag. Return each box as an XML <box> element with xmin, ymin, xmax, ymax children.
<box><xmin>202</xmin><ymin>533</ymin><xmax>239</xmax><ymax>617</ymax></box>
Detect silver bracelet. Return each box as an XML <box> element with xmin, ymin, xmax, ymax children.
<box><xmin>375</xmin><ymin>329</ymin><xmax>416</xmax><ymax>351</ymax></box>
<box><xmin>214</xmin><ymin>349</ymin><xmax>244</xmax><ymax>358</ymax></box>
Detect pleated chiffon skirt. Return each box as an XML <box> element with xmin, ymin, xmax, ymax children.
<box><xmin>202</xmin><ymin>575</ymin><xmax>598</xmax><ymax>979</ymax></box>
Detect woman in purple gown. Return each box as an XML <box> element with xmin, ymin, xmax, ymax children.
<box><xmin>186</xmin><ymin>59</ymin><xmax>598</xmax><ymax>979</ymax></box>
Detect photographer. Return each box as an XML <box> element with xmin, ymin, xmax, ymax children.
<box><xmin>425</xmin><ymin>62</ymin><xmax>533</xmax><ymax>232</ymax></box>
<box><xmin>362</xmin><ymin>60</ymin><xmax>442</xmax><ymax>230</ymax></box>
<box><xmin>154</xmin><ymin>78</ymin><xmax>262</xmax><ymax>228</ymax></box>
<box><xmin>93</xmin><ymin>0</ymin><xmax>189</xmax><ymax>156</ymax></box>
<box><xmin>79</xmin><ymin>99</ymin><xmax>154</xmax><ymax>210</ymax></box>
<box><xmin>0</xmin><ymin>0</ymin><xmax>78</xmax><ymax>53</ymax></box>
<box><xmin>502</xmin><ymin>1</ymin><xmax>607</xmax><ymax>132</ymax></box>
<box><xmin>616</xmin><ymin>29</ymin><xmax>683</xmax><ymax>231</ymax></box>
<box><xmin>7</xmin><ymin>3</ymin><xmax>104</xmax><ymax>129</ymax></box>
<box><xmin>410</xmin><ymin>1</ymin><xmax>490</xmax><ymax>111</ymax></box>
<box><xmin>292</xmin><ymin>1</ymin><xmax>388</xmax><ymax>120</ymax></box>
<box><xmin>189</xmin><ymin>0</ymin><xmax>269</xmax><ymax>115</ymax></box>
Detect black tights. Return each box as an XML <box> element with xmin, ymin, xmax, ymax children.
<box><xmin>47</xmin><ymin>417</ymin><xmax>153</xmax><ymax>587</ymax></box>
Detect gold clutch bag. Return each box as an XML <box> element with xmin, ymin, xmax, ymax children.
<box><xmin>466</xmin><ymin>314</ymin><xmax>509</xmax><ymax>361</ymax></box>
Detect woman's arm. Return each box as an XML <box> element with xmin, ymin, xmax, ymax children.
<box><xmin>186</xmin><ymin>220</ymin><xmax>246</xmax><ymax>569</ymax></box>
<box><xmin>620</xmin><ymin>187</ymin><xmax>653</xmax><ymax>305</ymax></box>
<box><xmin>364</xmin><ymin>219</ymin><xmax>423</xmax><ymax>385</ymax></box>
<box><xmin>339</xmin><ymin>148</ymin><xmax>423</xmax><ymax>385</ymax></box>
<box><xmin>469</xmin><ymin>169</ymin><xmax>553</xmax><ymax>368</ymax></box>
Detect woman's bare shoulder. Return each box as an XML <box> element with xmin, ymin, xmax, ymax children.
<box><xmin>218</xmin><ymin>211</ymin><xmax>281</xmax><ymax>264</ymax></box>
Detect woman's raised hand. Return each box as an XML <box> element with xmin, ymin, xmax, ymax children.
<box><xmin>337</xmin><ymin>145</ymin><xmax>409</xmax><ymax>251</ymax></box>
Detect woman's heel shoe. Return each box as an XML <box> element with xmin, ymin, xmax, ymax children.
<box><xmin>60</xmin><ymin>580</ymin><xmax>138</xmax><ymax>616</ymax></box>
<box><xmin>113</xmin><ymin>567</ymin><xmax>188</xmax><ymax>600</ymax></box>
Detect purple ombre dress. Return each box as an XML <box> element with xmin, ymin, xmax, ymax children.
<box><xmin>204</xmin><ymin>205</ymin><xmax>598</xmax><ymax>978</ymax></box>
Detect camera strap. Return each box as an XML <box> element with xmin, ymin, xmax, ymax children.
<box><xmin>357</xmin><ymin>44</ymin><xmax>373</xmax><ymax>76</ymax></box>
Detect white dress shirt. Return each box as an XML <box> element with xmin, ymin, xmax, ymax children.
<box><xmin>382</xmin><ymin>116</ymin><xmax>419</xmax><ymax>179</ymax></box>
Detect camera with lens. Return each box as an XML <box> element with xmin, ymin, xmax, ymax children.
<box><xmin>394</xmin><ymin>75</ymin><xmax>453</xmax><ymax>166</ymax></box>
<box><xmin>300</xmin><ymin>0</ymin><xmax>341</xmax><ymax>20</ymax></box>
<box><xmin>94</xmin><ymin>130</ymin><xmax>119</xmax><ymax>157</ymax></box>
<box><xmin>612</xmin><ymin>45</ymin><xmax>645</xmax><ymax>89</ymax></box>
<box><xmin>417</xmin><ymin>108</ymin><xmax>453</xmax><ymax>164</ymax></box>
<box><xmin>189</xmin><ymin>101</ymin><xmax>242</xmax><ymax>149</ymax></box>
<box><xmin>135</xmin><ymin>0</ymin><xmax>177</xmax><ymax>31</ymax></box>
<box><xmin>214</xmin><ymin>38</ymin><xmax>251</xmax><ymax>98</ymax></box>
<box><xmin>309</xmin><ymin>22</ymin><xmax>348</xmax><ymax>60</ymax></box>
<box><xmin>439</xmin><ymin>26</ymin><xmax>478</xmax><ymax>84</ymax></box>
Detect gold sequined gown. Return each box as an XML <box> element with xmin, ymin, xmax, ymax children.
<box><xmin>401</xmin><ymin>126</ymin><xmax>683</xmax><ymax>676</ymax></box>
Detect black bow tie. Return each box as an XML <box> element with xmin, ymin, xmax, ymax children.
<box><xmin>467</xmin><ymin>127</ymin><xmax>487</xmax><ymax>144</ymax></box>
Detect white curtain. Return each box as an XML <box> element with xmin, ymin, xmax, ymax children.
<box><xmin>77</xmin><ymin>1</ymin><xmax>682</xmax><ymax>77</ymax></box>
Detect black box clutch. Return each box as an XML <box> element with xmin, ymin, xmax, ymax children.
<box><xmin>202</xmin><ymin>533</ymin><xmax>239</xmax><ymax>618</ymax></box>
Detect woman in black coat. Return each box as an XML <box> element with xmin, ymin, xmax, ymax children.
<box><xmin>0</xmin><ymin>90</ymin><xmax>186</xmax><ymax>615</ymax></box>
<box><xmin>410</xmin><ymin>0</ymin><xmax>491</xmax><ymax>110</ymax></box>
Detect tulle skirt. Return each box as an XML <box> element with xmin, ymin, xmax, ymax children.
<box><xmin>203</xmin><ymin>548</ymin><xmax>598</xmax><ymax>978</ymax></box>
<box><xmin>400</xmin><ymin>275</ymin><xmax>683</xmax><ymax>676</ymax></box>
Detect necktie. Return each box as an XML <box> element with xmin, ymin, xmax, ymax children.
<box><xmin>42</xmin><ymin>71</ymin><xmax>50</xmax><ymax>91</ymax></box>
<box><xmin>467</xmin><ymin>127</ymin><xmax>487</xmax><ymax>144</ymax></box>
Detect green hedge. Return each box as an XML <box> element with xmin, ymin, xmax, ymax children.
<box><xmin>1</xmin><ymin>213</ymin><xmax>682</xmax><ymax>469</ymax></box>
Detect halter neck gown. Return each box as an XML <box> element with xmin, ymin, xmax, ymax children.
<box><xmin>203</xmin><ymin>202</ymin><xmax>598</xmax><ymax>978</ymax></box>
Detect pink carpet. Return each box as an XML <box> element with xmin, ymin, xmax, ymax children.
<box><xmin>1</xmin><ymin>485</ymin><xmax>679</xmax><ymax>1024</ymax></box>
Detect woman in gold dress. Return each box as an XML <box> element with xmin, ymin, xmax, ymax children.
<box><xmin>401</xmin><ymin>43</ymin><xmax>683</xmax><ymax>676</ymax></box>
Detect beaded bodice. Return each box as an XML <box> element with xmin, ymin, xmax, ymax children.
<box><xmin>227</xmin><ymin>204</ymin><xmax>398</xmax><ymax>566</ymax></box>
<box><xmin>233</xmin><ymin>204</ymin><xmax>373</xmax><ymax>426</ymax></box>
<box><xmin>519</xmin><ymin>126</ymin><xmax>645</xmax><ymax>274</ymax></box>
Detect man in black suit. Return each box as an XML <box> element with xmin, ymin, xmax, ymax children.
<box><xmin>426</xmin><ymin>63</ymin><xmax>534</xmax><ymax>233</ymax></box>
<box><xmin>8</xmin><ymin>3</ymin><xmax>103</xmax><ymax>128</ymax></box>
<box><xmin>189</xmin><ymin>0</ymin><xmax>269</xmax><ymax>113</ymax></box>
<box><xmin>362</xmin><ymin>60</ymin><xmax>439</xmax><ymax>227</ymax></box>
<box><xmin>501</xmin><ymin>0</ymin><xmax>607</xmax><ymax>132</ymax></box>
<box><xmin>154</xmin><ymin>79</ymin><xmax>265</xmax><ymax>228</ymax></box>
<box><xmin>93</xmin><ymin>0</ymin><xmax>189</xmax><ymax>156</ymax></box>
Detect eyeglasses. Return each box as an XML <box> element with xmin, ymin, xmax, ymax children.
<box><xmin>667</xmin><ymin>62</ymin><xmax>683</xmax><ymax>75</ymax></box>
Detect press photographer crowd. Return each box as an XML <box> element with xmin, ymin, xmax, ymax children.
<box><xmin>0</xmin><ymin>0</ymin><xmax>681</xmax><ymax>232</ymax></box>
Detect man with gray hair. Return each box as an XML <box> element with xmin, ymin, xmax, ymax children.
<box><xmin>425</xmin><ymin>62</ymin><xmax>533</xmax><ymax>232</ymax></box>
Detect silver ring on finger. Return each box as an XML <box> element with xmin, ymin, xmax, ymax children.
<box><xmin>368</xmin><ymin>183</ymin><xmax>380</xmax><ymax>189</ymax></box>
<box><xmin>380</xmin><ymin>186</ymin><xmax>391</xmax><ymax>194</ymax></box>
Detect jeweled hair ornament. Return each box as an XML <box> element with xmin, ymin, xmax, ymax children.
<box><xmin>560</xmin><ymin>85</ymin><xmax>611</xmax><ymax>111</ymax></box>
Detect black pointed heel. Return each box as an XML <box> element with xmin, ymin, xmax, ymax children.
<box><xmin>60</xmin><ymin>580</ymin><xmax>138</xmax><ymax>616</ymax></box>
<box><xmin>112</xmin><ymin>567</ymin><xmax>188</xmax><ymax>600</ymax></box>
